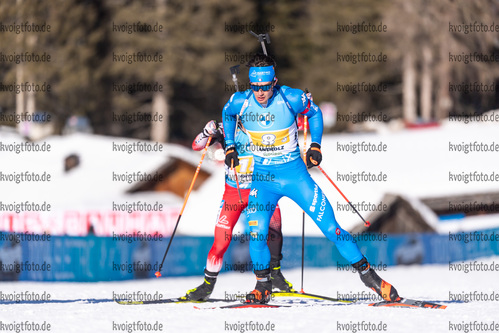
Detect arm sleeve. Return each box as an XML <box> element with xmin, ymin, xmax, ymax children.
<box><xmin>191</xmin><ymin>122</ymin><xmax>225</xmax><ymax>151</ymax></box>
<box><xmin>285</xmin><ymin>88</ymin><xmax>324</xmax><ymax>145</ymax></box>
<box><xmin>222</xmin><ymin>101</ymin><xmax>237</xmax><ymax>146</ymax></box>
<box><xmin>306</xmin><ymin>101</ymin><xmax>323</xmax><ymax>145</ymax></box>
<box><xmin>192</xmin><ymin>132</ymin><xmax>209</xmax><ymax>151</ymax></box>
<box><xmin>222</xmin><ymin>92</ymin><xmax>247</xmax><ymax>147</ymax></box>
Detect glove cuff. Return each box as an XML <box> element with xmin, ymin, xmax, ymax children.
<box><xmin>310</xmin><ymin>142</ymin><xmax>321</xmax><ymax>151</ymax></box>
<box><xmin>225</xmin><ymin>144</ymin><xmax>236</xmax><ymax>154</ymax></box>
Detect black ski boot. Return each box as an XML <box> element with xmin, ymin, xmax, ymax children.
<box><xmin>246</xmin><ymin>269</ymin><xmax>272</xmax><ymax>304</ymax></box>
<box><xmin>183</xmin><ymin>269</ymin><xmax>218</xmax><ymax>301</ymax></box>
<box><xmin>270</xmin><ymin>257</ymin><xmax>295</xmax><ymax>292</ymax></box>
<box><xmin>352</xmin><ymin>257</ymin><xmax>401</xmax><ymax>302</ymax></box>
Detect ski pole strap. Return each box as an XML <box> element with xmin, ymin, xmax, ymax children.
<box><xmin>301</xmin><ymin>99</ymin><xmax>311</xmax><ymax>115</ymax></box>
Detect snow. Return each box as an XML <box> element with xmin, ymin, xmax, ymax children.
<box><xmin>437</xmin><ymin>214</ymin><xmax>499</xmax><ymax>233</ymax></box>
<box><xmin>0</xmin><ymin>131</ymin><xmax>218</xmax><ymax>236</ymax></box>
<box><xmin>0</xmin><ymin>130</ymin><xmax>218</xmax><ymax>208</ymax></box>
<box><xmin>1</xmin><ymin>256</ymin><xmax>499</xmax><ymax>333</ymax></box>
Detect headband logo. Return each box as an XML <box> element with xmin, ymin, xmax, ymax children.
<box><xmin>249</xmin><ymin>66</ymin><xmax>275</xmax><ymax>83</ymax></box>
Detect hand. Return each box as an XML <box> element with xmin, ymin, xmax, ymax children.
<box><xmin>306</xmin><ymin>142</ymin><xmax>322</xmax><ymax>168</ymax></box>
<box><xmin>225</xmin><ymin>144</ymin><xmax>239</xmax><ymax>168</ymax></box>
<box><xmin>202</xmin><ymin>120</ymin><xmax>218</xmax><ymax>137</ymax></box>
<box><xmin>306</xmin><ymin>91</ymin><xmax>313</xmax><ymax>102</ymax></box>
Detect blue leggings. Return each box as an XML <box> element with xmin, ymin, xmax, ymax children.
<box><xmin>246</xmin><ymin>157</ymin><xmax>364</xmax><ymax>271</ymax></box>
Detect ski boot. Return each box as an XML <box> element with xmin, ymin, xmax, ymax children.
<box><xmin>352</xmin><ymin>257</ymin><xmax>400</xmax><ymax>302</ymax></box>
<box><xmin>183</xmin><ymin>269</ymin><xmax>218</xmax><ymax>301</ymax></box>
<box><xmin>246</xmin><ymin>269</ymin><xmax>272</xmax><ymax>304</ymax></box>
<box><xmin>270</xmin><ymin>257</ymin><xmax>295</xmax><ymax>292</ymax></box>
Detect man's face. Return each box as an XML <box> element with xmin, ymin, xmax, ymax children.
<box><xmin>251</xmin><ymin>80</ymin><xmax>276</xmax><ymax>105</ymax></box>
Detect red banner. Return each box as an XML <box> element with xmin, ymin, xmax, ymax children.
<box><xmin>0</xmin><ymin>209</ymin><xmax>181</xmax><ymax>237</ymax></box>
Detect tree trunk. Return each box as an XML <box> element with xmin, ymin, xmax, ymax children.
<box><xmin>151</xmin><ymin>0</ymin><xmax>169</xmax><ymax>143</ymax></box>
<box><xmin>15</xmin><ymin>0</ymin><xmax>25</xmax><ymax>135</ymax></box>
<box><xmin>402</xmin><ymin>52</ymin><xmax>417</xmax><ymax>123</ymax></box>
<box><xmin>435</xmin><ymin>41</ymin><xmax>452</xmax><ymax>120</ymax></box>
<box><xmin>420</xmin><ymin>45</ymin><xmax>432</xmax><ymax>121</ymax></box>
<box><xmin>151</xmin><ymin>87</ymin><xmax>169</xmax><ymax>142</ymax></box>
<box><xmin>16</xmin><ymin>65</ymin><xmax>25</xmax><ymax>134</ymax></box>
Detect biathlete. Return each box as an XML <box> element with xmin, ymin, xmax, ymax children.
<box><xmin>183</xmin><ymin>120</ymin><xmax>294</xmax><ymax>301</ymax></box>
<box><xmin>222</xmin><ymin>54</ymin><xmax>401</xmax><ymax>304</ymax></box>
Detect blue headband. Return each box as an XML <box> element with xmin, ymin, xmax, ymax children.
<box><xmin>249</xmin><ymin>66</ymin><xmax>275</xmax><ymax>83</ymax></box>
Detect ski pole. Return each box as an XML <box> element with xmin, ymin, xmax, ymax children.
<box><xmin>229</xmin><ymin>65</ymin><xmax>244</xmax><ymax>203</ymax></box>
<box><xmin>232</xmin><ymin>160</ymin><xmax>243</xmax><ymax>203</ymax></box>
<box><xmin>317</xmin><ymin>166</ymin><xmax>371</xmax><ymax>227</ymax></box>
<box><xmin>155</xmin><ymin>136</ymin><xmax>212</xmax><ymax>277</ymax></box>
<box><xmin>300</xmin><ymin>115</ymin><xmax>308</xmax><ymax>293</ymax></box>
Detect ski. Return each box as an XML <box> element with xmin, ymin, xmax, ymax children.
<box><xmin>116</xmin><ymin>292</ymin><xmax>355</xmax><ymax>306</ymax></box>
<box><xmin>195</xmin><ymin>302</ymin><xmax>290</xmax><ymax>310</ymax></box>
<box><xmin>195</xmin><ymin>292</ymin><xmax>354</xmax><ymax>309</ymax></box>
<box><xmin>197</xmin><ymin>298</ymin><xmax>448</xmax><ymax>310</ymax></box>
<box><xmin>272</xmin><ymin>291</ymin><xmax>354</xmax><ymax>304</ymax></box>
<box><xmin>115</xmin><ymin>297</ymin><xmax>230</xmax><ymax>305</ymax></box>
<box><xmin>369</xmin><ymin>298</ymin><xmax>447</xmax><ymax>309</ymax></box>
<box><xmin>0</xmin><ymin>298</ymin><xmax>114</xmax><ymax>305</ymax></box>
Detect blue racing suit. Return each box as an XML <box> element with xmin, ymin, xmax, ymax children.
<box><xmin>222</xmin><ymin>85</ymin><xmax>364</xmax><ymax>271</ymax></box>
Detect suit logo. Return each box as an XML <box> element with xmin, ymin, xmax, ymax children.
<box><xmin>259</xmin><ymin>113</ymin><xmax>274</xmax><ymax>128</ymax></box>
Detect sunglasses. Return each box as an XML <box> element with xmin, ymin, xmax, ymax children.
<box><xmin>250</xmin><ymin>82</ymin><xmax>273</xmax><ymax>92</ymax></box>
